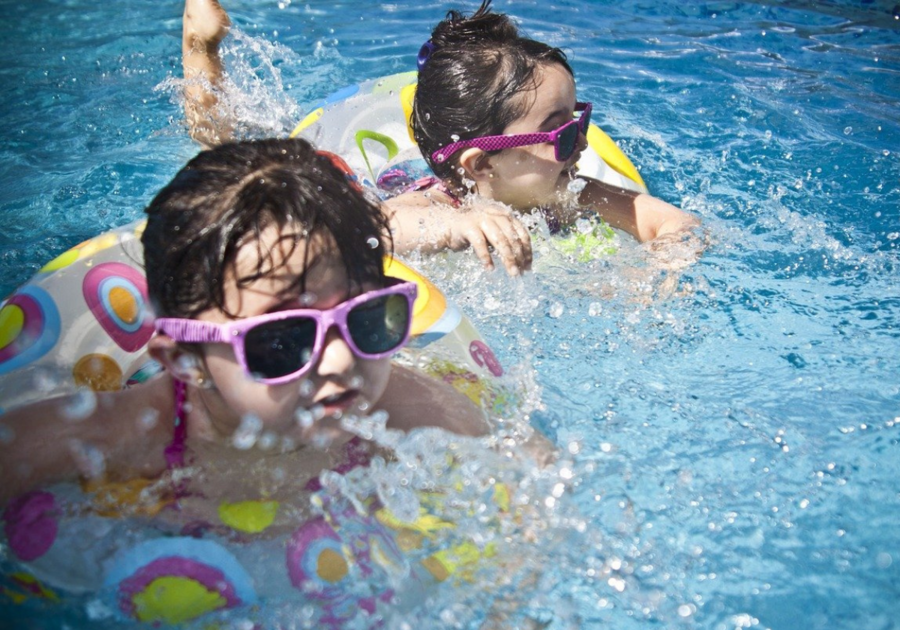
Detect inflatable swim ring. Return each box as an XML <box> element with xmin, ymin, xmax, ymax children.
<box><xmin>2</xmin><ymin>473</ymin><xmax>502</xmax><ymax>626</ymax></box>
<box><xmin>0</xmin><ymin>224</ymin><xmax>510</xmax><ymax>625</ymax></box>
<box><xmin>291</xmin><ymin>70</ymin><xmax>648</xmax><ymax>195</ymax></box>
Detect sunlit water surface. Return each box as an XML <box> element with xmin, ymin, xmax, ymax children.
<box><xmin>1</xmin><ymin>1</ymin><xmax>898</xmax><ymax>628</ymax></box>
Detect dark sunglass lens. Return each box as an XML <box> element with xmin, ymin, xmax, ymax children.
<box><xmin>558</xmin><ymin>123</ymin><xmax>579</xmax><ymax>161</ymax></box>
<box><xmin>347</xmin><ymin>294</ymin><xmax>410</xmax><ymax>355</ymax></box>
<box><xmin>244</xmin><ymin>317</ymin><xmax>317</xmax><ymax>379</ymax></box>
<box><xmin>579</xmin><ymin>106</ymin><xmax>591</xmax><ymax>132</ymax></box>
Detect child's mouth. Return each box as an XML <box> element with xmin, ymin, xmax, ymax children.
<box><xmin>316</xmin><ymin>390</ymin><xmax>360</xmax><ymax>416</ymax></box>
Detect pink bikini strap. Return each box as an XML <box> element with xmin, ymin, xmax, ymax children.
<box><xmin>410</xmin><ymin>176</ymin><xmax>462</xmax><ymax>208</ymax></box>
<box><xmin>164</xmin><ymin>379</ymin><xmax>188</xmax><ymax>469</ymax></box>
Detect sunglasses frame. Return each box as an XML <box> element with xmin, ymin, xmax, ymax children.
<box><xmin>155</xmin><ymin>279</ymin><xmax>418</xmax><ymax>385</ymax></box>
<box><xmin>432</xmin><ymin>102</ymin><xmax>592</xmax><ymax>165</ymax></box>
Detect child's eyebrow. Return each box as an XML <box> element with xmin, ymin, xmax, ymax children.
<box><xmin>539</xmin><ymin>105</ymin><xmax>572</xmax><ymax>129</ymax></box>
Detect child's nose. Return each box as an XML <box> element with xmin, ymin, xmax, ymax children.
<box><xmin>315</xmin><ymin>325</ymin><xmax>357</xmax><ymax>376</ymax></box>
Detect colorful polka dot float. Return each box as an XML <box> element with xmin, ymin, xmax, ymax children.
<box><xmin>0</xmin><ymin>287</ymin><xmax>61</xmax><ymax>377</ymax></box>
<box><xmin>0</xmin><ymin>222</ymin><xmax>151</xmax><ymax>411</ymax></box>
<box><xmin>3</xmin><ymin>491</ymin><xmax>59</xmax><ymax>563</ymax></box>
<box><xmin>105</xmin><ymin>538</ymin><xmax>257</xmax><ymax>624</ymax></box>
<box><xmin>82</xmin><ymin>262</ymin><xmax>154</xmax><ymax>353</ymax></box>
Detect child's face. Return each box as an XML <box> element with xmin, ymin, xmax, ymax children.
<box><xmin>485</xmin><ymin>63</ymin><xmax>586</xmax><ymax>209</ymax></box>
<box><xmin>194</xmin><ymin>227</ymin><xmax>392</xmax><ymax>447</ymax></box>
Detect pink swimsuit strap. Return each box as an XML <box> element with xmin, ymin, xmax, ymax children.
<box><xmin>409</xmin><ymin>176</ymin><xmax>462</xmax><ymax>207</ymax></box>
<box><xmin>164</xmin><ymin>378</ymin><xmax>188</xmax><ymax>469</ymax></box>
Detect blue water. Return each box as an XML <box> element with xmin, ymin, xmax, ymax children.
<box><xmin>1</xmin><ymin>1</ymin><xmax>899</xmax><ymax>628</ymax></box>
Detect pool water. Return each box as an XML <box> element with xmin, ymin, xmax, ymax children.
<box><xmin>1</xmin><ymin>1</ymin><xmax>899</xmax><ymax>628</ymax></box>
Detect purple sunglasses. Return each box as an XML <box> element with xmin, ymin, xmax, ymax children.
<box><xmin>155</xmin><ymin>279</ymin><xmax>418</xmax><ymax>385</ymax></box>
<box><xmin>432</xmin><ymin>102</ymin><xmax>592</xmax><ymax>165</ymax></box>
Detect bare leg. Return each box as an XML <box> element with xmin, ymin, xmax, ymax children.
<box><xmin>182</xmin><ymin>0</ymin><xmax>233</xmax><ymax>147</ymax></box>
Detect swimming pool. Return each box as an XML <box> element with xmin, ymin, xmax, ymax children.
<box><xmin>1</xmin><ymin>0</ymin><xmax>898</xmax><ymax>628</ymax></box>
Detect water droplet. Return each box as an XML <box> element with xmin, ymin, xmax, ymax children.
<box><xmin>566</xmin><ymin>178</ymin><xmax>587</xmax><ymax>194</ymax></box>
<box><xmin>296</xmin><ymin>378</ymin><xmax>315</xmax><ymax>397</ymax></box>
<box><xmin>62</xmin><ymin>390</ymin><xmax>98</xmax><ymax>421</ymax></box>
<box><xmin>607</xmin><ymin>576</ymin><xmax>626</xmax><ymax>592</ymax></box>
<box><xmin>295</xmin><ymin>409</ymin><xmax>314</xmax><ymax>429</ymax></box>
<box><xmin>232</xmin><ymin>414</ymin><xmax>263</xmax><ymax>449</ymax></box>
<box><xmin>257</xmin><ymin>431</ymin><xmax>278</xmax><ymax>450</ymax></box>
<box><xmin>69</xmin><ymin>439</ymin><xmax>106</xmax><ymax>478</ymax></box>
<box><xmin>549</xmin><ymin>302</ymin><xmax>564</xmax><ymax>318</ymax></box>
<box><xmin>366</xmin><ymin>236</ymin><xmax>379</xmax><ymax>249</ymax></box>
<box><xmin>137</xmin><ymin>408</ymin><xmax>160</xmax><ymax>432</ymax></box>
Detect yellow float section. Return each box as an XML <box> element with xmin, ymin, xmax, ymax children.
<box><xmin>383</xmin><ymin>256</ymin><xmax>446</xmax><ymax>337</ymax></box>
<box><xmin>0</xmin><ymin>305</ymin><xmax>25</xmax><ymax>351</ymax></box>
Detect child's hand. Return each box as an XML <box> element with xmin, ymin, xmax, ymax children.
<box><xmin>644</xmin><ymin>227</ymin><xmax>708</xmax><ymax>271</ymax></box>
<box><xmin>448</xmin><ymin>204</ymin><xmax>533</xmax><ymax>275</ymax></box>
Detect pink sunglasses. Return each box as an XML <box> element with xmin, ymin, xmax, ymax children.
<box><xmin>432</xmin><ymin>102</ymin><xmax>592</xmax><ymax>164</ymax></box>
<box><xmin>155</xmin><ymin>279</ymin><xmax>418</xmax><ymax>385</ymax></box>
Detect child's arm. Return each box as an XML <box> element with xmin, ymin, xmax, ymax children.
<box><xmin>182</xmin><ymin>0</ymin><xmax>233</xmax><ymax>147</ymax></box>
<box><xmin>0</xmin><ymin>378</ymin><xmax>173</xmax><ymax>506</ymax></box>
<box><xmin>576</xmin><ymin>177</ymin><xmax>700</xmax><ymax>242</ymax></box>
<box><xmin>378</xmin><ymin>364</ymin><xmax>491</xmax><ymax>437</ymax></box>
<box><xmin>384</xmin><ymin>190</ymin><xmax>533</xmax><ymax>276</ymax></box>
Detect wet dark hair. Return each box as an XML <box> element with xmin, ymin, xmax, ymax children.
<box><xmin>412</xmin><ymin>0</ymin><xmax>573</xmax><ymax>191</ymax></box>
<box><xmin>142</xmin><ymin>138</ymin><xmax>390</xmax><ymax>319</ymax></box>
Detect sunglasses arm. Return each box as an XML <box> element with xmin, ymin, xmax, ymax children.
<box><xmin>155</xmin><ymin>319</ymin><xmax>230</xmax><ymax>344</ymax></box>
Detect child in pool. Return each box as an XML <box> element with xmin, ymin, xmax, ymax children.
<box><xmin>181</xmin><ymin>0</ymin><xmax>700</xmax><ymax>276</ymax></box>
<box><xmin>0</xmin><ymin>137</ymin><xmax>488</xmax><ymax>508</ymax></box>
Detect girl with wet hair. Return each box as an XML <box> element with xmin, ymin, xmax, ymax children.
<box><xmin>386</xmin><ymin>0</ymin><xmax>699</xmax><ymax>274</ymax></box>
<box><xmin>0</xmin><ymin>137</ymin><xmax>487</xmax><ymax>507</ymax></box>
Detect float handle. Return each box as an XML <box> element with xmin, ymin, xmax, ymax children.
<box><xmin>355</xmin><ymin>131</ymin><xmax>399</xmax><ymax>182</ymax></box>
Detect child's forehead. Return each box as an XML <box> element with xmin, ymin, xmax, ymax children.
<box><xmin>511</xmin><ymin>64</ymin><xmax>576</xmax><ymax>115</ymax></box>
<box><xmin>214</xmin><ymin>228</ymin><xmax>352</xmax><ymax>318</ymax></box>
<box><xmin>232</xmin><ymin>226</ymin><xmax>340</xmax><ymax>288</ymax></box>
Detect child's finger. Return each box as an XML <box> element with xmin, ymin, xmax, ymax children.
<box><xmin>509</xmin><ymin>219</ymin><xmax>533</xmax><ymax>270</ymax></box>
<box><xmin>486</xmin><ymin>225</ymin><xmax>522</xmax><ymax>276</ymax></box>
<box><xmin>496</xmin><ymin>216</ymin><xmax>531</xmax><ymax>272</ymax></box>
<box><xmin>465</xmin><ymin>228</ymin><xmax>495</xmax><ymax>270</ymax></box>
<box><xmin>500</xmin><ymin>226</ymin><xmax>528</xmax><ymax>274</ymax></box>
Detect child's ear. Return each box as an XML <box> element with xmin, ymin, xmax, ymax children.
<box><xmin>148</xmin><ymin>335</ymin><xmax>210</xmax><ymax>388</ymax></box>
<box><xmin>458</xmin><ymin>148</ymin><xmax>494</xmax><ymax>182</ymax></box>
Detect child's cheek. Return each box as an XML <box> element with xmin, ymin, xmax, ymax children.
<box><xmin>361</xmin><ymin>357</ymin><xmax>393</xmax><ymax>406</ymax></box>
